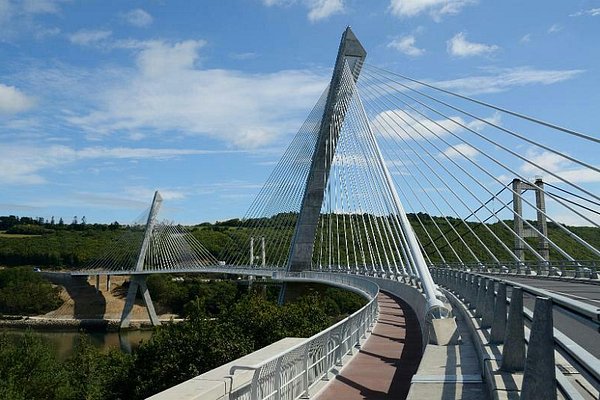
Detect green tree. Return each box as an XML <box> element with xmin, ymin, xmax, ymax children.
<box><xmin>0</xmin><ymin>332</ymin><xmax>74</xmax><ymax>400</ymax></box>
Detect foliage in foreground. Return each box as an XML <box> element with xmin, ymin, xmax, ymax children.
<box><xmin>0</xmin><ymin>284</ymin><xmax>366</xmax><ymax>400</ymax></box>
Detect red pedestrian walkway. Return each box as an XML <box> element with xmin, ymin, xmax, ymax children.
<box><xmin>316</xmin><ymin>291</ymin><xmax>423</xmax><ymax>400</ymax></box>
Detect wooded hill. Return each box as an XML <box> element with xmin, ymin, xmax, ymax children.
<box><xmin>0</xmin><ymin>213</ymin><xmax>598</xmax><ymax>269</ymax></box>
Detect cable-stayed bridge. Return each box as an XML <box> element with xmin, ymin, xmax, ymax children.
<box><xmin>72</xmin><ymin>28</ymin><xmax>599</xmax><ymax>399</ymax></box>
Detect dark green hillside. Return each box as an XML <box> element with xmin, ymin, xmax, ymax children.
<box><xmin>0</xmin><ymin>213</ymin><xmax>598</xmax><ymax>269</ymax></box>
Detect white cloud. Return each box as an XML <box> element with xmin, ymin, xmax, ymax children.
<box><xmin>261</xmin><ymin>0</ymin><xmax>344</xmax><ymax>21</ymax></box>
<box><xmin>465</xmin><ymin>112</ymin><xmax>501</xmax><ymax>131</ymax></box>
<box><xmin>0</xmin><ymin>83</ymin><xmax>35</xmax><ymax>114</ymax></box>
<box><xmin>0</xmin><ymin>144</ymin><xmax>242</xmax><ymax>185</ymax></box>
<box><xmin>371</xmin><ymin>109</ymin><xmax>500</xmax><ymax>142</ymax></box>
<box><xmin>371</xmin><ymin>109</ymin><xmax>465</xmax><ymax>140</ymax></box>
<box><xmin>135</xmin><ymin>39</ymin><xmax>206</xmax><ymax>75</ymax></box>
<box><xmin>387</xmin><ymin>35</ymin><xmax>425</xmax><ymax>57</ymax></box>
<box><xmin>122</xmin><ymin>9</ymin><xmax>153</xmax><ymax>27</ymax></box>
<box><xmin>21</xmin><ymin>0</ymin><xmax>63</xmax><ymax>14</ymax></box>
<box><xmin>69</xmin><ymin>29</ymin><xmax>112</xmax><ymax>45</ymax></box>
<box><xmin>548</xmin><ymin>24</ymin><xmax>562</xmax><ymax>34</ymax></box>
<box><xmin>520</xmin><ymin>149</ymin><xmax>600</xmax><ymax>184</ymax></box>
<box><xmin>434</xmin><ymin>67</ymin><xmax>583</xmax><ymax>95</ymax></box>
<box><xmin>71</xmin><ymin>192</ymin><xmax>149</xmax><ymax>210</ymax></box>
<box><xmin>520</xmin><ymin>34</ymin><xmax>531</xmax><ymax>43</ymax></box>
<box><xmin>262</xmin><ymin>0</ymin><xmax>294</xmax><ymax>5</ymax></box>
<box><xmin>570</xmin><ymin>8</ymin><xmax>600</xmax><ymax>17</ymax></box>
<box><xmin>65</xmin><ymin>39</ymin><xmax>328</xmax><ymax>148</ymax></box>
<box><xmin>447</xmin><ymin>32</ymin><xmax>498</xmax><ymax>57</ymax></box>
<box><xmin>230</xmin><ymin>52</ymin><xmax>259</xmax><ymax>60</ymax></box>
<box><xmin>388</xmin><ymin>0</ymin><xmax>476</xmax><ymax>20</ymax></box>
<box><xmin>307</xmin><ymin>0</ymin><xmax>343</xmax><ymax>21</ymax></box>
<box><xmin>442</xmin><ymin>143</ymin><xmax>478</xmax><ymax>159</ymax></box>
<box><xmin>546</xmin><ymin>207</ymin><xmax>600</xmax><ymax>227</ymax></box>
<box><xmin>0</xmin><ymin>0</ymin><xmax>66</xmax><ymax>39</ymax></box>
<box><xmin>124</xmin><ymin>186</ymin><xmax>187</xmax><ymax>201</ymax></box>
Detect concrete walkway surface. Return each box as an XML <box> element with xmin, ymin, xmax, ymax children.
<box><xmin>316</xmin><ymin>291</ymin><xmax>423</xmax><ymax>400</ymax></box>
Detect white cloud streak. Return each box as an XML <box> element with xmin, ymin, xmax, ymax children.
<box><xmin>442</xmin><ymin>143</ymin><xmax>478</xmax><ymax>159</ymax></box>
<box><xmin>570</xmin><ymin>8</ymin><xmax>600</xmax><ymax>17</ymax></box>
<box><xmin>520</xmin><ymin>149</ymin><xmax>600</xmax><ymax>184</ymax></box>
<box><xmin>388</xmin><ymin>0</ymin><xmax>476</xmax><ymax>20</ymax></box>
<box><xmin>69</xmin><ymin>29</ymin><xmax>112</xmax><ymax>45</ymax></box>
<box><xmin>387</xmin><ymin>35</ymin><xmax>425</xmax><ymax>57</ymax></box>
<box><xmin>262</xmin><ymin>0</ymin><xmax>344</xmax><ymax>21</ymax></box>
<box><xmin>371</xmin><ymin>109</ymin><xmax>465</xmax><ymax>140</ymax></box>
<box><xmin>0</xmin><ymin>0</ymin><xmax>66</xmax><ymax>39</ymax></box>
<box><xmin>434</xmin><ymin>67</ymin><xmax>583</xmax><ymax>95</ymax></box>
<box><xmin>306</xmin><ymin>0</ymin><xmax>343</xmax><ymax>21</ymax></box>
<box><xmin>0</xmin><ymin>144</ymin><xmax>242</xmax><ymax>185</ymax></box>
<box><xmin>64</xmin><ymin>39</ymin><xmax>327</xmax><ymax>148</ymax></box>
<box><xmin>447</xmin><ymin>32</ymin><xmax>498</xmax><ymax>57</ymax></box>
<box><xmin>547</xmin><ymin>24</ymin><xmax>563</xmax><ymax>34</ymax></box>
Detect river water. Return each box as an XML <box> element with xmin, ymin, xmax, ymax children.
<box><xmin>2</xmin><ymin>329</ymin><xmax>154</xmax><ymax>359</ymax></box>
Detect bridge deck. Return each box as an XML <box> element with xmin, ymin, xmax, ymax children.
<box><xmin>316</xmin><ymin>291</ymin><xmax>422</xmax><ymax>400</ymax></box>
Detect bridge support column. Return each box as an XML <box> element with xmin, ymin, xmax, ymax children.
<box><xmin>120</xmin><ymin>275</ymin><xmax>160</xmax><ymax>329</ymax></box>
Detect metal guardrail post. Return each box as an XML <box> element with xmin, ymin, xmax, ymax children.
<box><xmin>274</xmin><ymin>357</ymin><xmax>283</xmax><ymax>400</ymax></box>
<box><xmin>301</xmin><ymin>343</ymin><xmax>310</xmax><ymax>399</ymax></box>
<box><xmin>521</xmin><ymin>297</ymin><xmax>557</xmax><ymax>400</ymax></box>
<box><xmin>474</xmin><ymin>277</ymin><xmax>484</xmax><ymax>318</ymax></box>
<box><xmin>467</xmin><ymin>274</ymin><xmax>477</xmax><ymax>310</ymax></box>
<box><xmin>490</xmin><ymin>283</ymin><xmax>507</xmax><ymax>344</ymax></box>
<box><xmin>501</xmin><ymin>287</ymin><xmax>525</xmax><ymax>372</ymax></box>
<box><xmin>250</xmin><ymin>365</ymin><xmax>263</xmax><ymax>399</ymax></box>
<box><xmin>481</xmin><ymin>279</ymin><xmax>495</xmax><ymax>328</ymax></box>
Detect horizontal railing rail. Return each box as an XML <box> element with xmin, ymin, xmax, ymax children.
<box><xmin>429</xmin><ymin>260</ymin><xmax>600</xmax><ymax>280</ymax></box>
<box><xmin>227</xmin><ymin>272</ymin><xmax>379</xmax><ymax>400</ymax></box>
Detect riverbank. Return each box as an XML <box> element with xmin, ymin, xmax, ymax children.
<box><xmin>0</xmin><ymin>272</ymin><xmax>179</xmax><ymax>331</ymax></box>
<box><xmin>0</xmin><ymin>316</ymin><xmax>182</xmax><ymax>332</ymax></box>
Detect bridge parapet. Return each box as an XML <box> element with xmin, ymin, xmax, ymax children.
<box><xmin>432</xmin><ymin>267</ymin><xmax>600</xmax><ymax>399</ymax></box>
<box><xmin>150</xmin><ymin>272</ymin><xmax>379</xmax><ymax>399</ymax></box>
<box><xmin>435</xmin><ymin>261</ymin><xmax>600</xmax><ymax>280</ymax></box>
<box><xmin>150</xmin><ymin>270</ymin><xmax>462</xmax><ymax>399</ymax></box>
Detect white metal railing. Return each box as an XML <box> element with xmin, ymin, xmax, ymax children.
<box><xmin>228</xmin><ymin>273</ymin><xmax>379</xmax><ymax>400</ymax></box>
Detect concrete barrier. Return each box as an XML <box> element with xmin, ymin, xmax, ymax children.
<box><xmin>521</xmin><ymin>297</ymin><xmax>557</xmax><ymax>400</ymax></box>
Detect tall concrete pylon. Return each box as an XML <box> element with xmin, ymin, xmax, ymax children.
<box><xmin>120</xmin><ymin>191</ymin><xmax>162</xmax><ymax>329</ymax></box>
<box><xmin>287</xmin><ymin>27</ymin><xmax>367</xmax><ymax>272</ymax></box>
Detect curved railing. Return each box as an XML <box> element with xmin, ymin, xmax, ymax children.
<box><xmin>226</xmin><ymin>273</ymin><xmax>379</xmax><ymax>400</ymax></box>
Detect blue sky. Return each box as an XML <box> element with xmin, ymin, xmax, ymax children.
<box><xmin>0</xmin><ymin>0</ymin><xmax>599</xmax><ymax>225</ymax></box>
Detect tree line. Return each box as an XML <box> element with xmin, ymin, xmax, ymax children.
<box><xmin>0</xmin><ymin>279</ymin><xmax>366</xmax><ymax>399</ymax></box>
<box><xmin>0</xmin><ymin>213</ymin><xmax>598</xmax><ymax>270</ymax></box>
